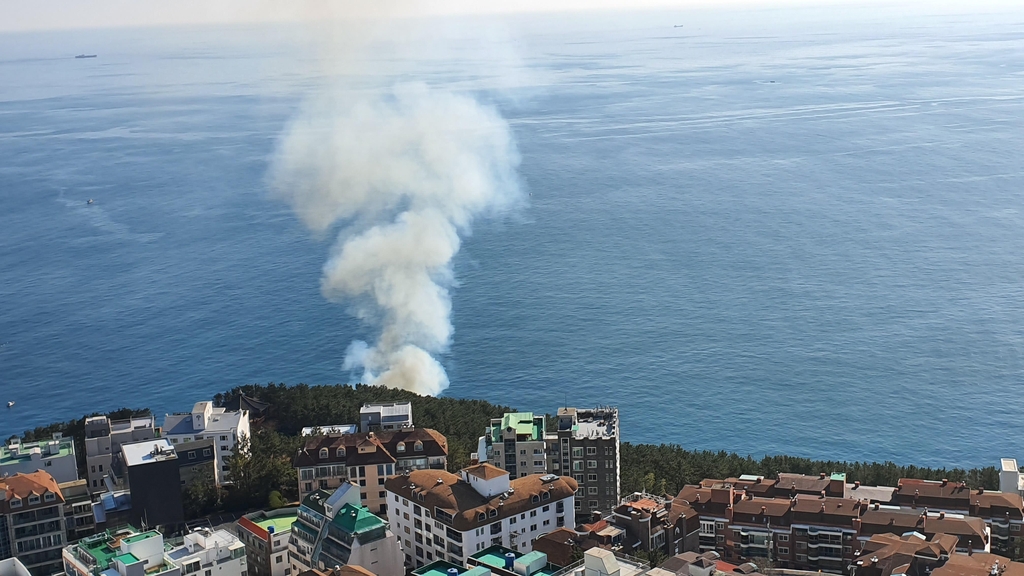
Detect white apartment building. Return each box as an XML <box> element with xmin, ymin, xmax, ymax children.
<box><xmin>385</xmin><ymin>464</ymin><xmax>578</xmax><ymax>569</ymax></box>
<box><xmin>63</xmin><ymin>526</ymin><xmax>246</xmax><ymax>576</ymax></box>
<box><xmin>360</xmin><ymin>403</ymin><xmax>413</xmax><ymax>432</ymax></box>
<box><xmin>1</xmin><ymin>434</ymin><xmax>79</xmax><ymax>485</ymax></box>
<box><xmin>163</xmin><ymin>401</ymin><xmax>250</xmax><ymax>485</ymax></box>
<box><xmin>1000</xmin><ymin>459</ymin><xmax>1024</xmax><ymax>497</ymax></box>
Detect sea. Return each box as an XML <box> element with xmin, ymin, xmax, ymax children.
<box><xmin>2</xmin><ymin>4</ymin><xmax>1024</xmax><ymax>469</ymax></box>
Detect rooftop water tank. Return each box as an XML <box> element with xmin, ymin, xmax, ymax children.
<box><xmin>505</xmin><ymin>553</ymin><xmax>516</xmax><ymax>570</ymax></box>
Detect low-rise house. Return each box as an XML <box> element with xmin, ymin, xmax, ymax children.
<box><xmin>1</xmin><ymin>435</ymin><xmax>79</xmax><ymax>485</ymax></box>
<box><xmin>385</xmin><ymin>463</ymin><xmax>578</xmax><ymax>568</ymax></box>
<box><xmin>163</xmin><ymin>401</ymin><xmax>250</xmax><ymax>485</ymax></box>
<box><xmin>62</xmin><ymin>526</ymin><xmax>246</xmax><ymax>576</ymax></box>
<box><xmin>0</xmin><ymin>470</ymin><xmax>68</xmax><ymax>576</ymax></box>
<box><xmin>84</xmin><ymin>416</ymin><xmax>157</xmax><ymax>494</ymax></box>
<box><xmin>360</xmin><ymin>403</ymin><xmax>413</xmax><ymax>432</ymax></box>
<box><xmin>237</xmin><ymin>508</ymin><xmax>297</xmax><ymax>576</ymax></box>
<box><xmin>294</xmin><ymin>429</ymin><xmax>448</xmax><ymax>513</ymax></box>
<box><xmin>609</xmin><ymin>493</ymin><xmax>672</xmax><ymax>555</ymax></box>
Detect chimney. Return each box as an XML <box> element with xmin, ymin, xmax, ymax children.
<box><xmin>855</xmin><ymin>481</ymin><xmax>861</xmax><ymax>488</ymax></box>
<box><xmin>942</xmin><ymin>479</ymin><xmax>948</xmax><ymax>486</ymax></box>
<box><xmin>761</xmin><ymin>506</ymin><xmax>767</xmax><ymax>514</ymax></box>
<box><xmin>979</xmin><ymin>487</ymin><xmax>985</xmax><ymax>494</ymax></box>
<box><xmin>820</xmin><ymin>473</ymin><xmax>827</xmax><ymax>480</ymax></box>
<box><xmin>939</xmin><ymin>512</ymin><xmax>945</xmax><ymax>519</ymax></box>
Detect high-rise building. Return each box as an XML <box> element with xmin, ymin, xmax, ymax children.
<box><xmin>83</xmin><ymin>416</ymin><xmax>157</xmax><ymax>494</ymax></box>
<box><xmin>0</xmin><ymin>471</ymin><xmax>68</xmax><ymax>576</ymax></box>
<box><xmin>477</xmin><ymin>407</ymin><xmax>620</xmax><ymax>518</ymax></box>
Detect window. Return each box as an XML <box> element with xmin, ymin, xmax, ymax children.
<box><xmin>530</xmin><ymin>524</ymin><xmax>537</xmax><ymax>531</ymax></box>
<box><xmin>276</xmin><ymin>556</ymin><xmax>283</xmax><ymax>564</ymax></box>
<box><xmin>397</xmin><ymin>443</ymin><xmax>406</xmax><ymax>453</ymax></box>
<box><xmin>779</xmin><ymin>534</ymin><xmax>790</xmax><ymax>542</ymax></box>
<box><xmin>530</xmin><ymin>510</ymin><xmax>537</xmax><ymax>517</ymax></box>
<box><xmin>203</xmin><ymin>448</ymin><xmax>212</xmax><ymax>456</ymax></box>
<box><xmin>573</xmin><ymin>462</ymin><xmax>584</xmax><ymax>471</ymax></box>
<box><xmin>91</xmin><ymin>465</ymin><xmax>96</xmax><ymax>473</ymax></box>
<box><xmin>44</xmin><ymin>492</ymin><xmax>56</xmax><ymax>502</ymax></box>
<box><xmin>588</xmin><ymin>500</ymin><xmax>598</xmax><ymax>509</ymax></box>
<box><xmin>572</xmin><ymin>448</ymin><xmax>583</xmax><ymax>458</ymax></box>
<box><xmin>531</xmin><ymin>495</ymin><xmax>539</xmax><ymax>503</ymax></box>
<box><xmin>510</xmin><ymin>517</ymin><xmax>517</xmax><ymax>525</ymax></box>
<box><xmin>587</xmin><ymin>460</ymin><xmax>597</xmax><ymax>469</ymax></box>
<box><xmin>319</xmin><ymin>448</ymin><xmax>329</xmax><ymax>459</ymax></box>
<box><xmin>543</xmin><ymin>505</ymin><xmax>550</xmax><ymax>512</ymax></box>
<box><xmin>542</xmin><ymin>492</ymin><xmax>550</xmax><ymax>501</ymax></box>
<box><xmin>10</xmin><ymin>498</ymin><xmax>21</xmax><ymax>508</ymax></box>
<box><xmin>415</xmin><ymin>441</ymin><xmax>423</xmax><ymax>452</ymax></box>
<box><xmin>520</xmin><ymin>450</ymin><xmax>526</xmax><ymax>455</ymax></box>
<box><xmin>716</xmin><ymin>535</ymin><xmax>724</xmax><ymax>542</ymax></box>
<box><xmin>188</xmin><ymin>451</ymin><xmax>196</xmax><ymax>459</ymax></box>
<box><xmin>337</xmin><ymin>448</ymin><xmax>346</xmax><ymax>458</ymax></box>
<box><xmin>28</xmin><ymin>495</ymin><xmax>40</xmax><ymax>505</ymax></box>
<box><xmin>797</xmin><ymin>542</ymin><xmax>807</xmax><ymax>550</ymax></box>
<box><xmin>543</xmin><ymin>519</ymin><xmax>550</xmax><ymax>526</ymax></box>
<box><xmin>1014</xmin><ymin>525</ymin><xmax>1022</xmax><ymax>533</ymax></box>
<box><xmin>488</xmin><ymin>509</ymin><xmax>497</xmax><ymax>518</ymax></box>
<box><xmin>606</xmin><ymin>460</ymin><xmax>614</xmax><ymax>469</ymax></box>
<box><xmin>588</xmin><ymin>474</ymin><xmax>598</xmax><ymax>482</ymax></box>
<box><xmin>588</xmin><ymin>487</ymin><xmax>598</xmax><ymax>494</ymax></box>
<box><xmin>778</xmin><ymin>547</ymin><xmax>789</xmax><ymax>555</ymax></box>
<box><xmin>587</xmin><ymin>447</ymin><xmax>597</xmax><ymax>455</ymax></box>
<box><xmin>221</xmin><ymin>435</ymin><xmax>228</xmax><ymax>441</ymax></box>
<box><xmin>716</xmin><ymin>522</ymin><xmax>725</xmax><ymax>530</ymax></box>
<box><xmin>796</xmin><ymin>554</ymin><xmax>807</xmax><ymax>562</ymax></box>
<box><xmin>534</xmin><ymin>461</ymin><xmax>544</xmax><ymax>467</ymax></box>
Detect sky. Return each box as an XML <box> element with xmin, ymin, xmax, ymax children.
<box><xmin>2</xmin><ymin>0</ymin><xmax>1021</xmax><ymax>33</ymax></box>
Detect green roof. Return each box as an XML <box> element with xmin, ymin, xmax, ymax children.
<box><xmin>519</xmin><ymin>551</ymin><xmax>547</xmax><ymax>565</ymax></box>
<box><xmin>473</xmin><ymin>545</ymin><xmax>520</xmax><ymax>568</ymax></box>
<box><xmin>0</xmin><ymin>440</ymin><xmax>75</xmax><ymax>465</ymax></box>
<box><xmin>492</xmin><ymin>413</ymin><xmax>543</xmax><ymax>442</ymax></box>
<box><xmin>414</xmin><ymin>560</ymin><xmax>464</xmax><ymax>576</ymax></box>
<box><xmin>331</xmin><ymin>503</ymin><xmax>385</xmax><ymax>534</ymax></box>
<box><xmin>113</xmin><ymin>553</ymin><xmax>140</xmax><ymax>565</ymax></box>
<box><xmin>79</xmin><ymin>536</ymin><xmax>120</xmax><ymax>569</ymax></box>
<box><xmin>463</xmin><ymin>567</ymin><xmax>491</xmax><ymax>576</ymax></box>
<box><xmin>830</xmin><ymin>473</ymin><xmax>847</xmax><ymax>481</ymax></box>
<box><xmin>255</xmin><ymin>514</ymin><xmax>297</xmax><ymax>534</ymax></box>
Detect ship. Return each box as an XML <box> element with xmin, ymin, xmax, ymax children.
<box><xmin>75</xmin><ymin>54</ymin><xmax>97</xmax><ymax>59</ymax></box>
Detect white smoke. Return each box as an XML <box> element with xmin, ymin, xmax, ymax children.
<box><xmin>271</xmin><ymin>80</ymin><xmax>522</xmax><ymax>395</ymax></box>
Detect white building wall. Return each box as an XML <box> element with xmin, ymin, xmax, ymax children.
<box><xmin>385</xmin><ymin>490</ymin><xmax>575</xmax><ymax>568</ymax></box>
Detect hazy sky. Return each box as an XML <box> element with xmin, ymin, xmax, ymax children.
<box><xmin>3</xmin><ymin>0</ymin><xmax>1020</xmax><ymax>33</ymax></box>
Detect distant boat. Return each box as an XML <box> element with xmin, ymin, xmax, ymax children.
<box><xmin>87</xmin><ymin>199</ymin><xmax>94</xmax><ymax>204</ymax></box>
<box><xmin>673</xmin><ymin>25</ymin><xmax>684</xmax><ymax>28</ymax></box>
<box><xmin>6</xmin><ymin>401</ymin><xmax>13</xmax><ymax>408</ymax></box>
<box><xmin>75</xmin><ymin>54</ymin><xmax>97</xmax><ymax>59</ymax></box>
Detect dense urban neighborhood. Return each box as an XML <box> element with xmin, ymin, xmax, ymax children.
<box><xmin>3</xmin><ymin>386</ymin><xmax>1024</xmax><ymax>576</ymax></box>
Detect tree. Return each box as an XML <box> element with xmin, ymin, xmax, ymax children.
<box><xmin>224</xmin><ymin>430</ymin><xmax>298</xmax><ymax>510</ymax></box>
<box><xmin>182</xmin><ymin>469</ymin><xmax>221</xmax><ymax>519</ymax></box>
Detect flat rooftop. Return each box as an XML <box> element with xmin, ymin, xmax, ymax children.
<box><xmin>1</xmin><ymin>440</ymin><xmax>74</xmax><ymax>464</ymax></box>
<box><xmin>254</xmin><ymin>514</ymin><xmax>297</xmax><ymax>534</ymax></box>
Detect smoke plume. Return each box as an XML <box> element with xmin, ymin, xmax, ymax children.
<box><xmin>271</xmin><ymin>78</ymin><xmax>522</xmax><ymax>395</ymax></box>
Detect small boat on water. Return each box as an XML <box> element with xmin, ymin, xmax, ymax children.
<box><xmin>6</xmin><ymin>401</ymin><xmax>13</xmax><ymax>408</ymax></box>
<box><xmin>87</xmin><ymin>199</ymin><xmax>94</xmax><ymax>204</ymax></box>
<box><xmin>75</xmin><ymin>54</ymin><xmax>97</xmax><ymax>59</ymax></box>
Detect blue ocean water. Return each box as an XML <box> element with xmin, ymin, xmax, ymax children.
<box><xmin>2</xmin><ymin>6</ymin><xmax>1024</xmax><ymax>468</ymax></box>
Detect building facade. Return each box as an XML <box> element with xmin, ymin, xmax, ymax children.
<box><xmin>360</xmin><ymin>403</ymin><xmax>413</xmax><ymax>433</ymax></box>
<box><xmin>120</xmin><ymin>439</ymin><xmax>184</xmax><ymax>529</ymax></box>
<box><xmin>56</xmin><ymin>481</ymin><xmax>95</xmax><ymax>544</ymax></box>
<box><xmin>0</xmin><ymin>471</ymin><xmax>68</xmax><ymax>576</ymax></box>
<box><xmin>84</xmin><ymin>416</ymin><xmax>157</xmax><ymax>494</ymax></box>
<box><xmin>479</xmin><ymin>414</ymin><xmax>549</xmax><ymax>479</ymax></box>
<box><xmin>294</xmin><ymin>429</ymin><xmax>448</xmax><ymax>513</ymax></box>
<box><xmin>384</xmin><ymin>463</ymin><xmax>578</xmax><ymax>569</ymax></box>
<box><xmin>163</xmin><ymin>401</ymin><xmax>250</xmax><ymax>485</ymax></box>
<box><xmin>237</xmin><ymin>508</ymin><xmax>298</xmax><ymax>576</ymax></box>
<box><xmin>1</xmin><ymin>435</ymin><xmax>79</xmax><ymax>486</ymax></box>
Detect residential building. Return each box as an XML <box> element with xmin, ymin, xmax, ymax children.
<box><xmin>0</xmin><ymin>471</ymin><xmax>68</xmax><ymax>576</ymax></box>
<box><xmin>360</xmin><ymin>403</ymin><xmax>413</xmax><ymax>433</ymax></box>
<box><xmin>549</xmin><ymin>408</ymin><xmax>620</xmax><ymax>517</ymax></box>
<box><xmin>176</xmin><ymin>439</ymin><xmax>217</xmax><ymax>488</ymax></box>
<box><xmin>57</xmin><ymin>481</ymin><xmax>95</xmax><ymax>543</ymax></box>
<box><xmin>852</xmin><ymin>532</ymin><xmax>1024</xmax><ymax>576</ymax></box>
<box><xmin>62</xmin><ymin>525</ymin><xmax>247</xmax><ymax>576</ymax></box>
<box><xmin>553</xmin><ymin>548</ymin><xmax>650</xmax><ymax>576</ymax></box>
<box><xmin>608</xmin><ymin>494</ymin><xmax>672</xmax><ymax>555</ymax></box>
<box><xmin>531</xmin><ymin>529</ymin><xmax>578</xmax><ymax>567</ymax></box>
<box><xmin>163</xmin><ymin>401</ymin><xmax>251</xmax><ymax>485</ymax></box>
<box><xmin>286</xmin><ymin>483</ymin><xmax>402</xmax><ymax>576</ymax></box>
<box><xmin>384</xmin><ymin>463</ymin><xmax>578</xmax><ymax>569</ymax></box>
<box><xmin>237</xmin><ymin>508</ymin><xmax>297</xmax><ymax>576</ymax></box>
<box><xmin>288</xmin><ymin>483</ymin><xmax>360</xmax><ymax>574</ymax></box>
<box><xmin>0</xmin><ymin>558</ymin><xmax>30</xmax><ymax>576</ymax></box>
<box><xmin>669</xmin><ymin>478</ymin><xmax>994</xmax><ymax>574</ymax></box>
<box><xmin>294</xmin><ymin>428</ymin><xmax>448</xmax><ymax>513</ymax></box>
<box><xmin>413</xmin><ymin>560</ymin><xmax>491</xmax><ymax>576</ymax></box>
<box><xmin>120</xmin><ymin>439</ymin><xmax>184</xmax><ymax>529</ymax></box>
<box><xmin>479</xmin><ymin>413</ymin><xmax>550</xmax><ymax>479</ymax></box>
<box><xmin>1</xmin><ymin>435</ymin><xmax>78</xmax><ymax>485</ymax></box>
<box><xmin>1000</xmin><ymin>459</ymin><xmax>1024</xmax><ymax>499</ymax></box>
<box><xmin>466</xmin><ymin>544</ymin><xmax>563</xmax><ymax>576</ymax></box>
<box><xmin>83</xmin><ymin>415</ymin><xmax>157</xmax><ymax>494</ymax></box>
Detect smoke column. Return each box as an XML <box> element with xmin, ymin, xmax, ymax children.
<box><xmin>271</xmin><ymin>63</ymin><xmax>522</xmax><ymax>394</ymax></box>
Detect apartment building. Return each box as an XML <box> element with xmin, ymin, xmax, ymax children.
<box><xmin>62</xmin><ymin>526</ymin><xmax>247</xmax><ymax>576</ymax></box>
<box><xmin>237</xmin><ymin>508</ymin><xmax>297</xmax><ymax>576</ymax></box>
<box><xmin>670</xmin><ymin>478</ymin><xmax>993</xmax><ymax>574</ymax></box>
<box><xmin>1</xmin><ymin>435</ymin><xmax>79</xmax><ymax>485</ymax></box>
<box><xmin>163</xmin><ymin>401</ymin><xmax>250</xmax><ymax>485</ymax></box>
<box><xmin>287</xmin><ymin>483</ymin><xmax>402</xmax><ymax>576</ymax></box>
<box><xmin>852</xmin><ymin>532</ymin><xmax>1024</xmax><ymax>576</ymax></box>
<box><xmin>294</xmin><ymin>428</ymin><xmax>448</xmax><ymax>513</ymax></box>
<box><xmin>549</xmin><ymin>408</ymin><xmax>620</xmax><ymax>517</ymax></box>
<box><xmin>384</xmin><ymin>463</ymin><xmax>578</xmax><ymax>569</ymax></box>
<box><xmin>176</xmin><ymin>439</ymin><xmax>217</xmax><ymax>488</ymax></box>
<box><xmin>608</xmin><ymin>494</ymin><xmax>672</xmax><ymax>555</ymax></box>
<box><xmin>0</xmin><ymin>471</ymin><xmax>68</xmax><ymax>576</ymax></box>
<box><xmin>57</xmin><ymin>481</ymin><xmax>95</xmax><ymax>543</ymax></box>
<box><xmin>84</xmin><ymin>415</ymin><xmax>157</xmax><ymax>494</ymax></box>
<box><xmin>360</xmin><ymin>403</ymin><xmax>413</xmax><ymax>432</ymax></box>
